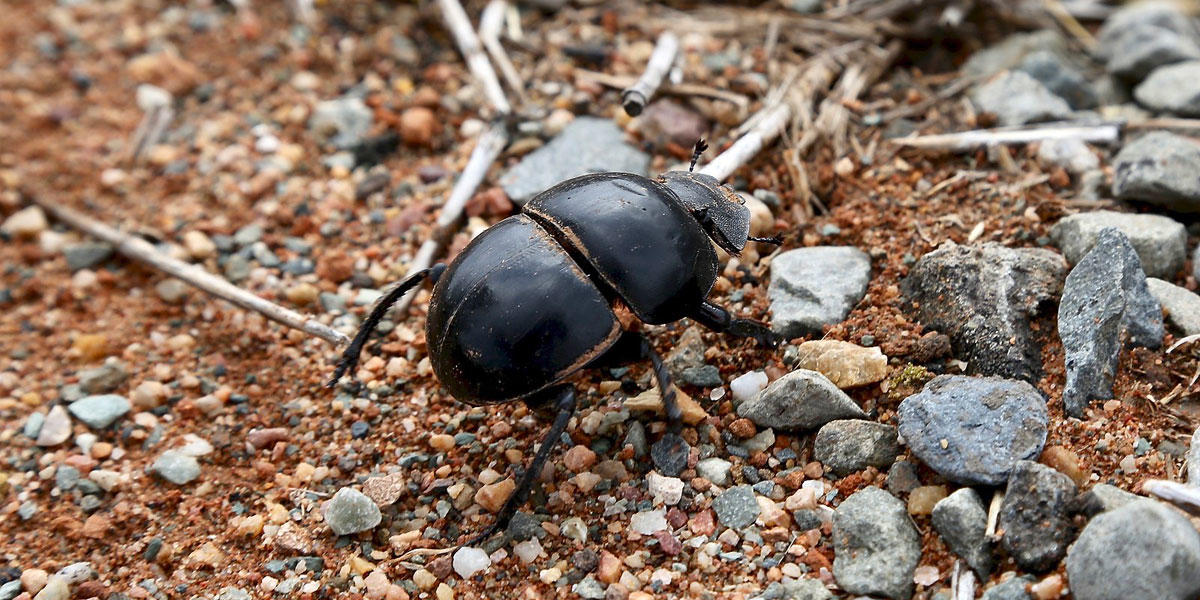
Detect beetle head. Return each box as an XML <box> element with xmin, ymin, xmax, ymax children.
<box><xmin>660</xmin><ymin>170</ymin><xmax>751</xmax><ymax>255</ymax></box>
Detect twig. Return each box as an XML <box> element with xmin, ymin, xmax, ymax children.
<box><xmin>621</xmin><ymin>31</ymin><xmax>680</xmax><ymax>116</ymax></box>
<box><xmin>479</xmin><ymin>0</ymin><xmax>528</xmax><ymax>107</ymax></box>
<box><xmin>806</xmin><ymin>41</ymin><xmax>902</xmax><ymax>157</ymax></box>
<box><xmin>29</xmin><ymin>199</ymin><xmax>349</xmax><ymax>346</ymax></box>
<box><xmin>575</xmin><ymin>69</ymin><xmax>750</xmax><ymax>116</ymax></box>
<box><xmin>1127</xmin><ymin>118</ymin><xmax>1200</xmax><ymax>133</ymax></box>
<box><xmin>1044</xmin><ymin>0</ymin><xmax>1098</xmax><ymax>52</ymax></box>
<box><xmin>437</xmin><ymin>0</ymin><xmax>512</xmax><ymax>115</ymax></box>
<box><xmin>986</xmin><ymin>489</ymin><xmax>1003</xmax><ymax>540</ymax></box>
<box><xmin>891</xmin><ymin>122</ymin><xmax>1122</xmax><ymax>152</ymax></box>
<box><xmin>1142</xmin><ymin>479</ymin><xmax>1200</xmax><ymax>516</ymax></box>
<box><xmin>699</xmin><ymin>100</ymin><xmax>792</xmax><ymax>183</ymax></box>
<box><xmin>951</xmin><ymin>561</ymin><xmax>976</xmax><ymax>600</ymax></box>
<box><xmin>128</xmin><ymin>85</ymin><xmax>174</xmax><ymax>164</ymax></box>
<box><xmin>386</xmin><ymin>123</ymin><xmax>508</xmax><ymax>316</ymax></box>
<box><xmin>879</xmin><ymin>75</ymin><xmax>977</xmax><ymax>123</ymax></box>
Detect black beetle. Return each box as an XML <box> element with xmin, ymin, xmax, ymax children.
<box><xmin>329</xmin><ymin>141</ymin><xmax>779</xmax><ymax>545</ymax></box>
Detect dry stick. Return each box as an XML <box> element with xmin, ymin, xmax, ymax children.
<box><xmin>986</xmin><ymin>489</ymin><xmax>1004</xmax><ymax>539</ymax></box>
<box><xmin>1044</xmin><ymin>0</ymin><xmax>1098</xmax><ymax>51</ymax></box>
<box><xmin>479</xmin><ymin>0</ymin><xmax>528</xmax><ymax>107</ymax></box>
<box><xmin>575</xmin><ymin>69</ymin><xmax>750</xmax><ymax>116</ymax></box>
<box><xmin>30</xmin><ymin>200</ymin><xmax>349</xmax><ymax>346</ymax></box>
<box><xmin>890</xmin><ymin>122</ymin><xmax>1122</xmax><ymax>152</ymax></box>
<box><xmin>437</xmin><ymin>0</ymin><xmax>512</xmax><ymax>116</ymax></box>
<box><xmin>1143</xmin><ymin>479</ymin><xmax>1200</xmax><ymax>516</ymax></box>
<box><xmin>621</xmin><ymin>31</ymin><xmax>680</xmax><ymax>117</ymax></box>
<box><xmin>699</xmin><ymin>100</ymin><xmax>794</xmax><ymax>183</ymax></box>
<box><xmin>879</xmin><ymin>75</ymin><xmax>977</xmax><ymax>123</ymax></box>
<box><xmin>951</xmin><ymin>561</ymin><xmax>976</xmax><ymax>600</ymax></box>
<box><xmin>128</xmin><ymin>85</ymin><xmax>174</xmax><ymax>164</ymax></box>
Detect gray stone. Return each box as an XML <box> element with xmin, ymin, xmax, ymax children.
<box><xmin>23</xmin><ymin>411</ymin><xmax>44</xmax><ymax>439</ymax></box>
<box><xmin>651</xmin><ymin>433</ymin><xmax>689</xmax><ymax>477</ymax></box>
<box><xmin>832</xmin><ymin>486</ymin><xmax>920</xmax><ymax>600</ymax></box>
<box><xmin>1017</xmin><ymin>50</ymin><xmax>1098</xmax><ymax>109</ymax></box>
<box><xmin>1147</xmin><ymin>278</ymin><xmax>1200</xmax><ymax>335</ymax></box>
<box><xmin>1097</xmin><ymin>2</ymin><xmax>1200</xmax><ymax>81</ymax></box>
<box><xmin>67</xmin><ymin>394</ymin><xmax>130</xmax><ymax>429</ymax></box>
<box><xmin>696</xmin><ymin>457</ymin><xmax>732</xmax><ymax>486</ymax></box>
<box><xmin>664</xmin><ymin>327</ymin><xmax>707</xmax><ymax>380</ymax></box>
<box><xmin>1134</xmin><ymin>61</ymin><xmax>1200</xmax><ymax>116</ymax></box>
<box><xmin>998</xmin><ymin>461</ymin><xmax>1077</xmax><ymax>573</ymax></box>
<box><xmin>154</xmin><ymin>279</ymin><xmax>188</xmax><ymax>304</ymax></box>
<box><xmin>77</xmin><ymin>361</ymin><xmax>128</xmax><ymax>394</ymax></box>
<box><xmin>1037</xmin><ymin>138</ymin><xmax>1099</xmax><ymax>175</ymax></box>
<box><xmin>1073</xmin><ymin>483</ymin><xmax>1140</xmax><ymax>517</ymax></box>
<box><xmin>778</xmin><ymin>579</ymin><xmax>833</xmax><ymax>600</ymax></box>
<box><xmin>216</xmin><ymin>588</ymin><xmax>254</xmax><ymax>600</ymax></box>
<box><xmin>63</xmin><ymin>242</ymin><xmax>114</xmax><ymax>272</ymax></box>
<box><xmin>0</xmin><ymin>580</ymin><xmax>21</xmax><ymax>600</ymax></box>
<box><xmin>55</xmin><ymin>465</ymin><xmax>80</xmax><ymax>490</ymax></box>
<box><xmin>1049</xmin><ymin>211</ymin><xmax>1186</xmax><ymax>279</ymax></box>
<box><xmin>681</xmin><ymin>365</ymin><xmax>722</xmax><ymax>388</ymax></box>
<box><xmin>309</xmin><ymin>96</ymin><xmax>373</xmax><ymax>148</ymax></box>
<box><xmin>901</xmin><ymin>243</ymin><xmax>1067</xmax><ymax>382</ymax></box>
<box><xmin>1113</xmin><ymin>132</ymin><xmax>1200</xmax><ymax>212</ymax></box>
<box><xmin>962</xmin><ymin>30</ymin><xmax>1069</xmax><ymax>79</ymax></box>
<box><xmin>1067</xmin><ymin>500</ymin><xmax>1200</xmax><ymax>600</ymax></box>
<box><xmin>886</xmin><ymin>460</ymin><xmax>920</xmax><ymax>495</ymax></box>
<box><xmin>768</xmin><ymin>246</ymin><xmax>870</xmax><ymax>338</ymax></box>
<box><xmin>223</xmin><ymin>254</ymin><xmax>251</xmax><ymax>282</ymax></box>
<box><xmin>325</xmin><ymin>487</ymin><xmax>382</xmax><ymax>535</ymax></box>
<box><xmin>499</xmin><ymin>117</ymin><xmax>650</xmax><ymax>205</ymax></box>
<box><xmin>897</xmin><ymin>375</ymin><xmax>1048</xmax><ymax>486</ymax></box>
<box><xmin>970</xmin><ymin>71</ymin><xmax>1072</xmax><ymax>127</ymax></box>
<box><xmin>712</xmin><ymin>485</ymin><xmax>760</xmax><ymax>529</ymax></box>
<box><xmin>152</xmin><ymin>450</ymin><xmax>201</xmax><ymax>485</ymax></box>
<box><xmin>737</xmin><ymin>369</ymin><xmax>865</xmax><ymax>431</ymax></box>
<box><xmin>981</xmin><ymin>577</ymin><xmax>1034</xmax><ymax>600</ymax></box>
<box><xmin>932</xmin><ymin>488</ymin><xmax>995</xmax><ymax>578</ymax></box>
<box><xmin>233</xmin><ymin>223</ymin><xmax>264</xmax><ymax>247</ymax></box>
<box><xmin>572</xmin><ymin>577</ymin><xmax>605</xmax><ymax>600</ymax></box>
<box><xmin>1059</xmin><ymin>228</ymin><xmax>1164</xmax><ymax>417</ymax></box>
<box><xmin>813</xmin><ymin>420</ymin><xmax>899</xmax><ymax>476</ymax></box>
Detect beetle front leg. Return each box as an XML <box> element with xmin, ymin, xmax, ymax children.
<box><xmin>460</xmin><ymin>385</ymin><xmax>577</xmax><ymax>548</ymax></box>
<box><xmin>692</xmin><ymin>301</ymin><xmax>780</xmax><ymax>348</ymax></box>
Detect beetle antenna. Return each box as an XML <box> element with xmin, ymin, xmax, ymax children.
<box><xmin>689</xmin><ymin>139</ymin><xmax>707</xmax><ymax>173</ymax></box>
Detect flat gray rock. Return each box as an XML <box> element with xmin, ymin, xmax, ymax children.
<box><xmin>932</xmin><ymin>488</ymin><xmax>995</xmax><ymax>578</ymax></box>
<box><xmin>499</xmin><ymin>117</ymin><xmax>650</xmax><ymax>205</ymax></box>
<box><xmin>1134</xmin><ymin>60</ymin><xmax>1200</xmax><ymax>116</ymax></box>
<box><xmin>1017</xmin><ymin>50</ymin><xmax>1098</xmax><ymax>110</ymax></box>
<box><xmin>324</xmin><ymin>487</ymin><xmax>382</xmax><ymax>535</ymax></box>
<box><xmin>152</xmin><ymin>450</ymin><xmax>201</xmax><ymax>485</ymax></box>
<box><xmin>901</xmin><ymin>243</ymin><xmax>1067</xmax><ymax>382</ymax></box>
<box><xmin>1147</xmin><ymin>278</ymin><xmax>1200</xmax><ymax>335</ymax></box>
<box><xmin>1066</xmin><ymin>500</ymin><xmax>1200</xmax><ymax>600</ymax></box>
<box><xmin>813</xmin><ymin>419</ymin><xmax>899</xmax><ymax>477</ymax></box>
<box><xmin>1097</xmin><ymin>1</ymin><xmax>1200</xmax><ymax>81</ymax></box>
<box><xmin>711</xmin><ymin>485</ymin><xmax>760</xmax><ymax>529</ymax></box>
<box><xmin>832</xmin><ymin>486</ymin><xmax>920</xmax><ymax>600</ymax></box>
<box><xmin>962</xmin><ymin>30</ymin><xmax>1069</xmax><ymax>79</ymax></box>
<box><xmin>1059</xmin><ymin>228</ymin><xmax>1164</xmax><ymax>417</ymax></box>
<box><xmin>67</xmin><ymin>394</ymin><xmax>130</xmax><ymax>429</ymax></box>
<box><xmin>78</xmin><ymin>361</ymin><xmax>128</xmax><ymax>395</ymax></box>
<box><xmin>768</xmin><ymin>247</ymin><xmax>870</xmax><ymax>338</ymax></box>
<box><xmin>1049</xmin><ymin>210</ymin><xmax>1186</xmax><ymax>279</ymax></box>
<box><xmin>970</xmin><ymin>71</ymin><xmax>1072</xmax><ymax>127</ymax></box>
<box><xmin>64</xmin><ymin>242</ymin><xmax>114</xmax><ymax>272</ymax></box>
<box><xmin>998</xmin><ymin>461</ymin><xmax>1077</xmax><ymax>572</ymax></box>
<box><xmin>1113</xmin><ymin>132</ymin><xmax>1200</xmax><ymax>212</ymax></box>
<box><xmin>737</xmin><ymin>369</ymin><xmax>866</xmax><ymax>431</ymax></box>
<box><xmin>897</xmin><ymin>375</ymin><xmax>1048</xmax><ymax>486</ymax></box>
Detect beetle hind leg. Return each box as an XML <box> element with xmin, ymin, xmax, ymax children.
<box><xmin>693</xmin><ymin>301</ymin><xmax>780</xmax><ymax>348</ymax></box>
<box><xmin>460</xmin><ymin>385</ymin><xmax>577</xmax><ymax>548</ymax></box>
<box><xmin>587</xmin><ymin>332</ymin><xmax>680</xmax><ymax>425</ymax></box>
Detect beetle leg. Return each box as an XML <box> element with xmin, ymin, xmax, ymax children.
<box><xmin>460</xmin><ymin>385</ymin><xmax>577</xmax><ymax>548</ymax></box>
<box><xmin>641</xmin><ymin>336</ymin><xmax>682</xmax><ymax>426</ymax></box>
<box><xmin>587</xmin><ymin>332</ymin><xmax>680</xmax><ymax>425</ymax></box>
<box><xmin>326</xmin><ymin>264</ymin><xmax>446</xmax><ymax>388</ymax></box>
<box><xmin>747</xmin><ymin>234</ymin><xmax>783</xmax><ymax>245</ymax></box>
<box><xmin>693</xmin><ymin>301</ymin><xmax>780</xmax><ymax>348</ymax></box>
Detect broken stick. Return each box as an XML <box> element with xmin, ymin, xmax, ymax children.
<box><xmin>437</xmin><ymin>0</ymin><xmax>512</xmax><ymax>116</ymax></box>
<box><xmin>891</xmin><ymin>122</ymin><xmax>1122</xmax><ymax>152</ymax></box>
<box><xmin>30</xmin><ymin>199</ymin><xmax>349</xmax><ymax>346</ymax></box>
<box><xmin>479</xmin><ymin>0</ymin><xmax>528</xmax><ymax>106</ymax></box>
<box><xmin>621</xmin><ymin>31</ymin><xmax>679</xmax><ymax>117</ymax></box>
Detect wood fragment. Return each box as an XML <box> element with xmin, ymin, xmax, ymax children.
<box><xmin>438</xmin><ymin>0</ymin><xmax>512</xmax><ymax>115</ymax></box>
<box><xmin>951</xmin><ymin>561</ymin><xmax>977</xmax><ymax>600</ymax></box>
<box><xmin>575</xmin><ymin>69</ymin><xmax>750</xmax><ymax>116</ymax></box>
<box><xmin>986</xmin><ymin>489</ymin><xmax>1004</xmax><ymax>539</ymax></box>
<box><xmin>891</xmin><ymin>122</ymin><xmax>1122</xmax><ymax>152</ymax></box>
<box><xmin>29</xmin><ymin>199</ymin><xmax>349</xmax><ymax>347</ymax></box>
<box><xmin>128</xmin><ymin>85</ymin><xmax>174</xmax><ymax>164</ymax></box>
<box><xmin>479</xmin><ymin>0</ymin><xmax>528</xmax><ymax>107</ymax></box>
<box><xmin>879</xmin><ymin>75</ymin><xmax>977</xmax><ymax>123</ymax></box>
<box><xmin>1044</xmin><ymin>0</ymin><xmax>1098</xmax><ymax>51</ymax></box>
<box><xmin>621</xmin><ymin>31</ymin><xmax>679</xmax><ymax>116</ymax></box>
<box><xmin>1142</xmin><ymin>479</ymin><xmax>1200</xmax><ymax>516</ymax></box>
<box><xmin>699</xmin><ymin>100</ymin><xmax>792</xmax><ymax>182</ymax></box>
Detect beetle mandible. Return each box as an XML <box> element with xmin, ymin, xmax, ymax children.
<box><xmin>329</xmin><ymin>141</ymin><xmax>780</xmax><ymax>546</ymax></box>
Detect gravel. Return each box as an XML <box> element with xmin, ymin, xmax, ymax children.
<box><xmin>1066</xmin><ymin>500</ymin><xmax>1200</xmax><ymax>600</ymax></box>
<box><xmin>1147</xmin><ymin>277</ymin><xmax>1200</xmax><ymax>336</ymax></box>
<box><xmin>67</xmin><ymin>394</ymin><xmax>130</xmax><ymax>429</ymax></box>
<box><xmin>768</xmin><ymin>246</ymin><xmax>871</xmax><ymax>338</ymax></box>
<box><xmin>696</xmin><ymin>457</ymin><xmax>733</xmax><ymax>486</ymax></box>
<box><xmin>499</xmin><ymin>117</ymin><xmax>650</xmax><ymax>205</ymax></box>
<box><xmin>737</xmin><ymin>369</ymin><xmax>866</xmax><ymax>431</ymax></box>
<box><xmin>832</xmin><ymin>486</ymin><xmax>920</xmax><ymax>600</ymax></box>
<box><xmin>77</xmin><ymin>361</ymin><xmax>128</xmax><ymax>394</ymax></box>
<box><xmin>151</xmin><ymin>450</ymin><xmax>201</xmax><ymax>485</ymax></box>
<box><xmin>63</xmin><ymin>242</ymin><xmax>114</xmax><ymax>272</ymax></box>
<box><xmin>309</xmin><ymin>96</ymin><xmax>373</xmax><ymax>148</ymax></box>
<box><xmin>650</xmin><ymin>432</ymin><xmax>689</xmax><ymax>477</ymax></box>
<box><xmin>981</xmin><ymin>577</ymin><xmax>1035</xmax><ymax>600</ymax></box>
<box><xmin>790</xmin><ymin>340</ymin><xmax>887</xmax><ymax>389</ymax></box>
<box><xmin>813</xmin><ymin>419</ymin><xmax>899</xmax><ymax>476</ymax></box>
<box><xmin>711</xmin><ymin>485</ymin><xmax>760</xmax><ymax>529</ymax></box>
<box><xmin>998</xmin><ymin>461</ymin><xmax>1077</xmax><ymax>572</ymax></box>
<box><xmin>452</xmin><ymin>547</ymin><xmax>490</xmax><ymax>578</ymax></box>
<box><xmin>1059</xmin><ymin>228</ymin><xmax>1164</xmax><ymax>417</ymax></box>
<box><xmin>931</xmin><ymin>488</ymin><xmax>994</xmax><ymax>578</ymax></box>
<box><xmin>1112</xmin><ymin>132</ymin><xmax>1200</xmax><ymax>212</ymax></box>
<box><xmin>897</xmin><ymin>375</ymin><xmax>1048</xmax><ymax>486</ymax></box>
<box><xmin>35</xmin><ymin>405</ymin><xmax>71</xmax><ymax>447</ymax></box>
<box><xmin>1049</xmin><ymin>210</ymin><xmax>1186</xmax><ymax>279</ymax></box>
<box><xmin>902</xmin><ymin>243</ymin><xmax>1066</xmax><ymax>382</ymax></box>
<box><xmin>970</xmin><ymin>71</ymin><xmax>1072</xmax><ymax>127</ymax></box>
<box><xmin>324</xmin><ymin>487</ymin><xmax>382</xmax><ymax>536</ymax></box>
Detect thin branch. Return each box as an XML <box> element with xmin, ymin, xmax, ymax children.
<box><xmin>387</xmin><ymin>123</ymin><xmax>509</xmax><ymax>316</ymax></box>
<box><xmin>1142</xmin><ymin>479</ymin><xmax>1200</xmax><ymax>516</ymax></box>
<box><xmin>479</xmin><ymin>0</ymin><xmax>528</xmax><ymax>107</ymax></box>
<box><xmin>575</xmin><ymin>69</ymin><xmax>750</xmax><ymax>116</ymax></box>
<box><xmin>890</xmin><ymin>122</ymin><xmax>1122</xmax><ymax>152</ymax></box>
<box><xmin>699</xmin><ymin>100</ymin><xmax>792</xmax><ymax>183</ymax></box>
<box><xmin>986</xmin><ymin>489</ymin><xmax>1004</xmax><ymax>540</ymax></box>
<box><xmin>437</xmin><ymin>0</ymin><xmax>512</xmax><ymax>115</ymax></box>
<box><xmin>951</xmin><ymin>561</ymin><xmax>976</xmax><ymax>600</ymax></box>
<box><xmin>128</xmin><ymin>85</ymin><xmax>174</xmax><ymax>164</ymax></box>
<box><xmin>621</xmin><ymin>31</ymin><xmax>680</xmax><ymax>116</ymax></box>
<box><xmin>30</xmin><ymin>200</ymin><xmax>349</xmax><ymax>346</ymax></box>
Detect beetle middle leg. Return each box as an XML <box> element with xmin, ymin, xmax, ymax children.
<box><xmin>587</xmin><ymin>331</ymin><xmax>681</xmax><ymax>425</ymax></box>
<box><xmin>461</xmin><ymin>385</ymin><xmax>577</xmax><ymax>548</ymax></box>
<box><xmin>692</xmin><ymin>301</ymin><xmax>780</xmax><ymax>348</ymax></box>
